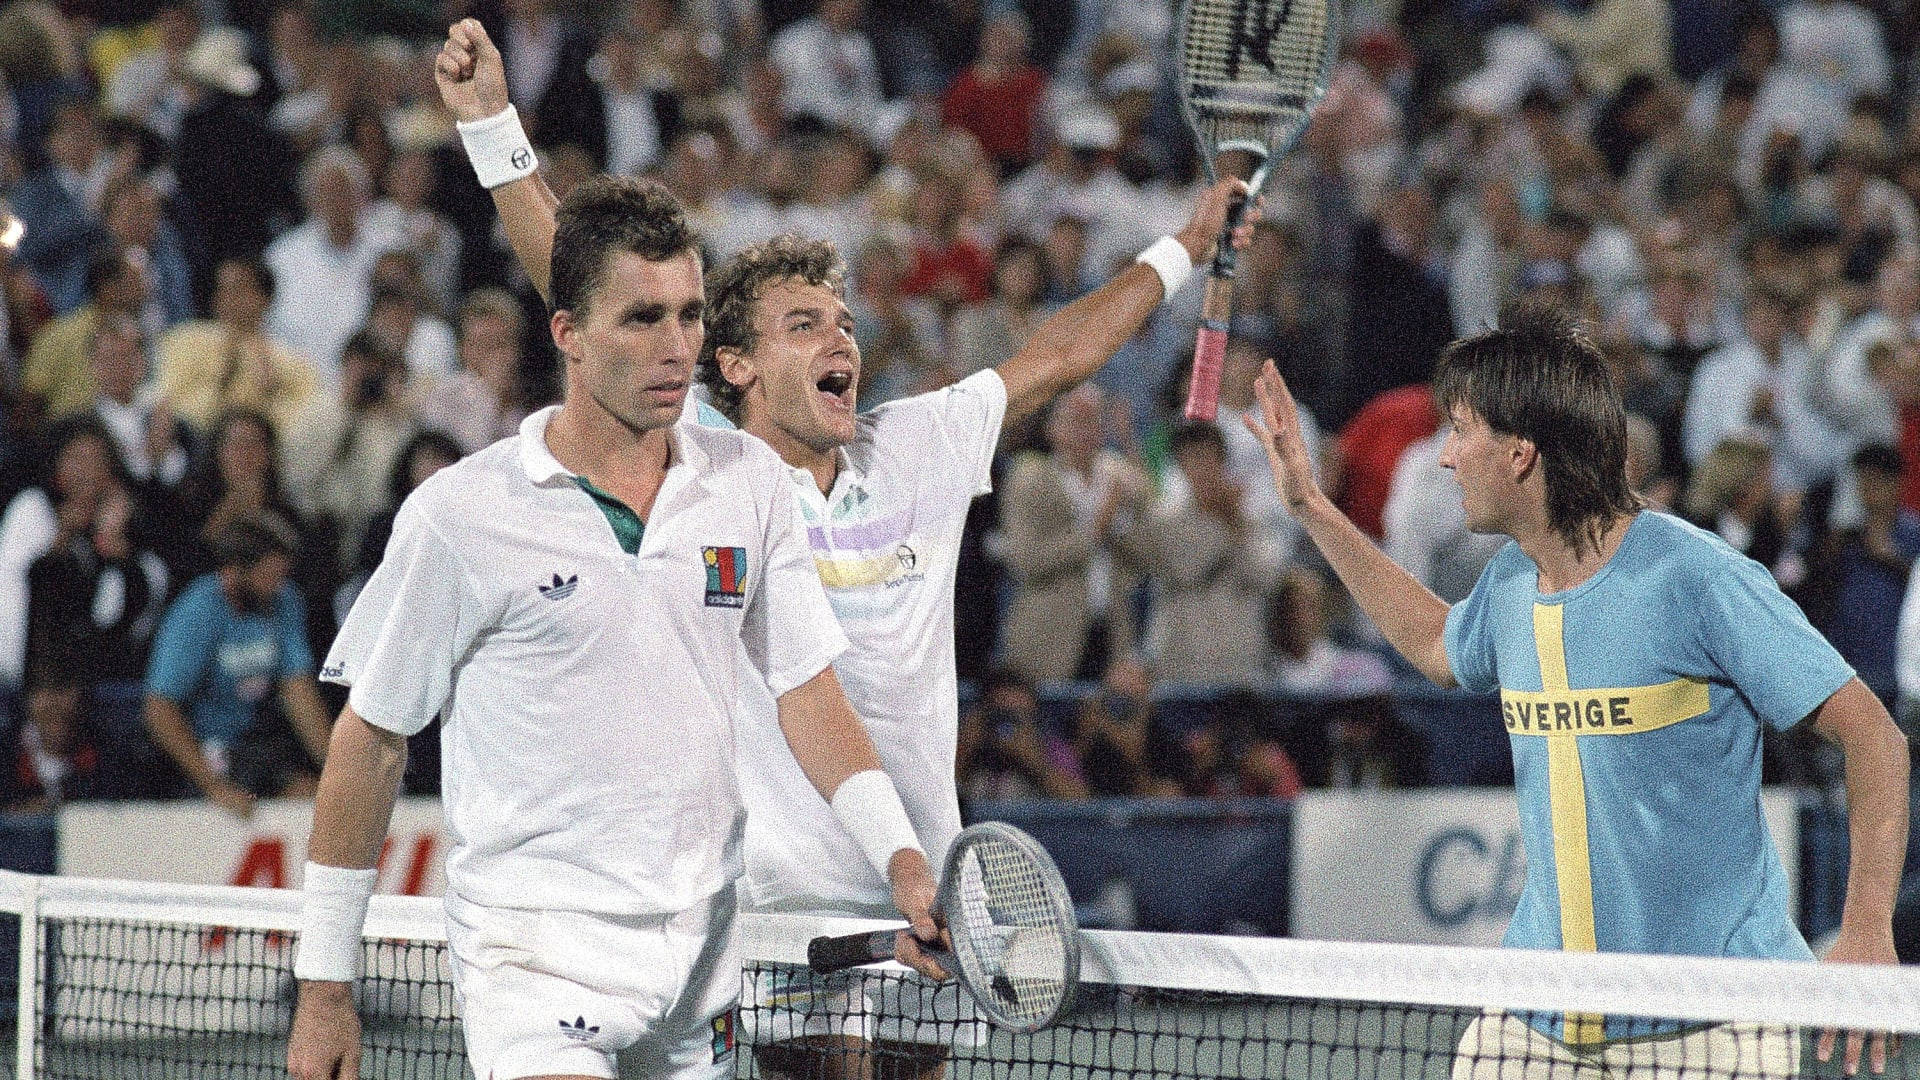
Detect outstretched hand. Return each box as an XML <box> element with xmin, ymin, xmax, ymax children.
<box><xmin>1175</xmin><ymin>177</ymin><xmax>1265</xmax><ymax>265</ymax></box>
<box><xmin>1245</xmin><ymin>359</ymin><xmax>1324</xmax><ymax>512</ymax></box>
<box><xmin>434</xmin><ymin>18</ymin><xmax>510</xmax><ymax>123</ymax></box>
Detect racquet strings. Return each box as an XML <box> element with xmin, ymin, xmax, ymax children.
<box><xmin>1182</xmin><ymin>0</ymin><xmax>1334</xmax><ymax>154</ymax></box>
<box><xmin>950</xmin><ymin>835</ymin><xmax>1073</xmax><ymax>1029</ymax></box>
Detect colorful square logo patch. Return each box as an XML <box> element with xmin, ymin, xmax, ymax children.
<box><xmin>711</xmin><ymin>1008</ymin><xmax>736</xmax><ymax>1062</ymax></box>
<box><xmin>703</xmin><ymin>546</ymin><xmax>747</xmax><ymax>608</ymax></box>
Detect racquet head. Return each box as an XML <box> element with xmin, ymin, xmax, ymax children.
<box><xmin>1176</xmin><ymin>0</ymin><xmax>1339</xmax><ymax>193</ymax></box>
<box><xmin>938</xmin><ymin>821</ymin><xmax>1080</xmax><ymax>1033</ymax></box>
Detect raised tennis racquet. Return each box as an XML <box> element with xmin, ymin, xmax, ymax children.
<box><xmin>806</xmin><ymin>821</ymin><xmax>1080</xmax><ymax>1033</ymax></box>
<box><xmin>1178</xmin><ymin>0</ymin><xmax>1338</xmax><ymax>421</ymax></box>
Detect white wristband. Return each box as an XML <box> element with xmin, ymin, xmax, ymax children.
<box><xmin>830</xmin><ymin>769</ymin><xmax>924</xmax><ymax>879</ymax></box>
<box><xmin>1135</xmin><ymin>235</ymin><xmax>1194</xmax><ymax>299</ymax></box>
<box><xmin>456</xmin><ymin>105</ymin><xmax>538</xmax><ymax>190</ymax></box>
<box><xmin>294</xmin><ymin>862</ymin><xmax>377</xmax><ymax>982</ymax></box>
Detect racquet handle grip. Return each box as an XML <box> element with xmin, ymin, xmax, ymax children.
<box><xmin>1186</xmin><ymin>321</ymin><xmax>1229</xmax><ymax>422</ymax></box>
<box><xmin>808</xmin><ymin>929</ymin><xmax>899</xmax><ymax>973</ymax></box>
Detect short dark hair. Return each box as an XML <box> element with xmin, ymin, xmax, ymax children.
<box><xmin>219</xmin><ymin>256</ymin><xmax>276</xmax><ymax>300</ymax></box>
<box><xmin>1854</xmin><ymin>443</ymin><xmax>1904</xmax><ymax>476</ymax></box>
<box><xmin>548</xmin><ymin>176</ymin><xmax>697</xmax><ymax>319</ymax></box>
<box><xmin>698</xmin><ymin>233</ymin><xmax>847</xmax><ymax>422</ymax></box>
<box><xmin>1168</xmin><ymin>420</ymin><xmax>1226</xmax><ymax>459</ymax></box>
<box><xmin>1433</xmin><ymin>302</ymin><xmax>1642</xmax><ymax>556</ymax></box>
<box><xmin>211</xmin><ymin>516</ymin><xmax>298</xmax><ymax>568</ymax></box>
<box><xmin>84</xmin><ymin>246</ymin><xmax>132</xmax><ymax>297</ymax></box>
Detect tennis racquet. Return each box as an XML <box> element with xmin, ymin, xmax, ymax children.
<box><xmin>807</xmin><ymin>821</ymin><xmax>1080</xmax><ymax>1033</ymax></box>
<box><xmin>1178</xmin><ymin>0</ymin><xmax>1338</xmax><ymax>421</ymax></box>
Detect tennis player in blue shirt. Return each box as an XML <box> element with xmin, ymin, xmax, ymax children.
<box><xmin>1247</xmin><ymin>303</ymin><xmax>1908</xmax><ymax>1077</ymax></box>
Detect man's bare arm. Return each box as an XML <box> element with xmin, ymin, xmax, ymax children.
<box><xmin>997</xmin><ymin>179</ymin><xmax>1252</xmax><ymax>428</ymax></box>
<box><xmin>436</xmin><ymin>17</ymin><xmax>562</xmax><ymax>301</ymax></box>
<box><xmin>1247</xmin><ymin>362</ymin><xmax>1455</xmax><ymax>684</ymax></box>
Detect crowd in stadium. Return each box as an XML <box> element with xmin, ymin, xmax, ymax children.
<box><xmin>0</xmin><ymin>0</ymin><xmax>1916</xmax><ymax>814</ymax></box>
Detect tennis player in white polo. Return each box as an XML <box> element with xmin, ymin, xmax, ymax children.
<box><xmin>285</xmin><ymin>176</ymin><xmax>946</xmax><ymax>1080</ymax></box>
<box><xmin>435</xmin><ymin>19</ymin><xmax>1253</xmax><ymax>1078</ymax></box>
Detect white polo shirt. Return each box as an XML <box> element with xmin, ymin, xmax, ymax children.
<box><xmin>324</xmin><ymin>406</ymin><xmax>848</xmax><ymax>917</ymax></box>
<box><xmin>735</xmin><ymin>369</ymin><xmax>1007</xmax><ymax>916</ymax></box>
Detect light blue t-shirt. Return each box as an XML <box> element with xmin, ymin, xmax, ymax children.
<box><xmin>146</xmin><ymin>574</ymin><xmax>314</xmax><ymax>747</ymax></box>
<box><xmin>1444</xmin><ymin>511</ymin><xmax>1850</xmax><ymax>1044</ymax></box>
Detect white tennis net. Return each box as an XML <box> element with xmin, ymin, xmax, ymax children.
<box><xmin>0</xmin><ymin>872</ymin><xmax>1914</xmax><ymax>1078</ymax></box>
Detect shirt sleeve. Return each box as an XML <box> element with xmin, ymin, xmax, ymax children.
<box><xmin>874</xmin><ymin>369</ymin><xmax>1009</xmax><ymax>497</ymax></box>
<box><xmin>1697</xmin><ymin>549</ymin><xmax>1854</xmax><ymax>730</ymax></box>
<box><xmin>740</xmin><ymin>448</ymin><xmax>848</xmax><ymax>698</ymax></box>
<box><xmin>146</xmin><ymin>588</ymin><xmax>216</xmax><ymax>705</ymax></box>
<box><xmin>1443</xmin><ymin>559</ymin><xmax>1504</xmax><ymax>693</ymax></box>
<box><xmin>272</xmin><ymin>584</ymin><xmax>314</xmax><ymax>677</ymax></box>
<box><xmin>324</xmin><ymin>496</ymin><xmax>484</xmax><ymax>736</ymax></box>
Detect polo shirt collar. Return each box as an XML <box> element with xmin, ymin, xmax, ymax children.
<box><xmin>517</xmin><ymin>403</ymin><xmax>705</xmax><ymax>487</ymax></box>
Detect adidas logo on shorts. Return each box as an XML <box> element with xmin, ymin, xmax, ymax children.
<box><xmin>559</xmin><ymin>1016</ymin><xmax>600</xmax><ymax>1041</ymax></box>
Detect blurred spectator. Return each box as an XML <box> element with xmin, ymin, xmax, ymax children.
<box><xmin>768</xmin><ymin>0</ymin><xmax>885</xmax><ymax>141</ymax></box>
<box><xmin>1383</xmin><ymin>415</ymin><xmax>1505</xmax><ymax>603</ymax></box>
<box><xmin>100</xmin><ymin>173</ymin><xmax>192</xmax><ymax>328</ymax></box>
<box><xmin>1066</xmin><ymin>657</ymin><xmax>1174</xmax><ymax>798</ymax></box>
<box><xmin>1136</xmin><ymin>421</ymin><xmax>1283</xmax><ymax>688</ymax></box>
<box><xmin>1450</xmin><ymin>177</ymin><xmax>1527</xmax><ymax>337</ymax></box>
<box><xmin>1040</xmin><ymin>213</ymin><xmax>1094</xmax><ymax>303</ymax></box>
<box><xmin>900</xmin><ymin>168</ymin><xmax>991</xmax><ymax>307</ymax></box>
<box><xmin>263</xmin><ymin>146</ymin><xmax>402</xmax><ymax>383</ymax></box>
<box><xmin>845</xmin><ymin>231</ymin><xmax>945</xmax><ymax>406</ymax></box>
<box><xmin>952</xmin><ymin>238</ymin><xmax>1047</xmax><ymax>379</ymax></box>
<box><xmin>1685</xmin><ymin>285</ymin><xmax>1843</xmax><ymax>506</ymax></box>
<box><xmin>1625</xmin><ymin>409</ymin><xmax>1679</xmax><ymax>510</ymax></box>
<box><xmin>1</xmin><ymin>419</ymin><xmax>131</xmax><ymax>696</ymax></box>
<box><xmin>142</xmin><ymin>516</ymin><xmax>330</xmax><ymax>816</ymax></box>
<box><xmin>1336</xmin><ymin>184</ymin><xmax>1452</xmax><ymax>426</ymax></box>
<box><xmin>416</xmin><ymin>288</ymin><xmax>536</xmax><ymax>453</ymax></box>
<box><xmin>1810</xmin><ymin>249</ymin><xmax>1915</xmax><ymax>524</ymax></box>
<box><xmin>1267</xmin><ymin>568</ymin><xmax>1393</xmax><ymax>699</ymax></box>
<box><xmin>579</xmin><ymin>22</ymin><xmax>667</xmax><ymax>179</ymax></box>
<box><xmin>998</xmin><ymin>384</ymin><xmax>1148</xmax><ymax>684</ymax></box>
<box><xmin>1158</xmin><ymin>701</ymin><xmax>1304</xmax><ymax>801</ymax></box>
<box><xmin>1803</xmin><ymin>445</ymin><xmax>1920</xmax><ymax>707</ymax></box>
<box><xmin>102</xmin><ymin>0</ymin><xmax>198</xmax><ymax>141</ymax></box>
<box><xmin>366</xmin><ymin>148</ymin><xmax>463</xmax><ymax>315</ymax></box>
<box><xmin>1001</xmin><ymin>106</ymin><xmax>1133</xmax><ymax>243</ymax></box>
<box><xmin>1772</xmin><ymin>0</ymin><xmax>1891</xmax><ymax>159</ymax></box>
<box><xmin>1532</xmin><ymin>0</ymin><xmax>1672</xmax><ymax>96</ymax></box>
<box><xmin>1797</xmin><ymin>142</ymin><xmax>1919</xmax><ymax>260</ymax></box>
<box><xmin>1683</xmin><ymin>433</ymin><xmax>1795</xmax><ymax>580</ymax></box>
<box><xmin>22</xmin><ymin>246</ymin><xmax>151</xmax><ymax>419</ymax></box>
<box><xmin>956</xmin><ymin>666</ymin><xmax>1087</xmax><ymax>803</ymax></box>
<box><xmin>495</xmin><ymin>0</ymin><xmax>601</xmax><ymax>157</ymax></box>
<box><xmin>366</xmin><ymin>251</ymin><xmax>457</xmax><ymax>380</ymax></box>
<box><xmin>18</xmin><ymin>427</ymin><xmax>169</xmax><ymax>805</ymax></box>
<box><xmin>941</xmin><ymin>11</ymin><xmax>1046</xmax><ymax>176</ymax></box>
<box><xmin>156</xmin><ymin>257</ymin><xmax>317</xmax><ymax>435</ymax></box>
<box><xmin>281</xmin><ymin>328</ymin><xmax>415</xmax><ymax>580</ymax></box>
<box><xmin>345</xmin><ymin>426</ymin><xmax>462</xmax><ymax>585</ymax></box>
<box><xmin>173</xmin><ymin>25</ymin><xmax>298</xmax><ymax>300</ymax></box>
<box><xmin>176</xmin><ymin>406</ymin><xmax>308</xmax><ymax>576</ymax></box>
<box><xmin>1335</xmin><ymin>382</ymin><xmax>1441</xmax><ymax>541</ymax></box>
<box><xmin>10</xmin><ymin>98</ymin><xmax>118</xmax><ymax>315</ymax></box>
<box><xmin>81</xmin><ymin>317</ymin><xmax>190</xmax><ymax>495</ymax></box>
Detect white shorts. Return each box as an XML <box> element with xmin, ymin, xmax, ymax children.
<box><xmin>1451</xmin><ymin>1010</ymin><xmax>1800</xmax><ymax>1080</ymax></box>
<box><xmin>738</xmin><ymin>964</ymin><xmax>986</xmax><ymax>1051</ymax></box>
<box><xmin>445</xmin><ymin>890</ymin><xmax>740</xmax><ymax>1080</ymax></box>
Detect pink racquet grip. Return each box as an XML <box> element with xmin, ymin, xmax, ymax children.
<box><xmin>1186</xmin><ymin>323</ymin><xmax>1228</xmax><ymax>422</ymax></box>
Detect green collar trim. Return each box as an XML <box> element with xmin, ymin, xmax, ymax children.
<box><xmin>574</xmin><ymin>477</ymin><xmax>645</xmax><ymax>555</ymax></box>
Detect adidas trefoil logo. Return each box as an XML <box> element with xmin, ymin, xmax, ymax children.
<box><xmin>559</xmin><ymin>1015</ymin><xmax>600</xmax><ymax>1041</ymax></box>
<box><xmin>538</xmin><ymin>573</ymin><xmax>579</xmax><ymax>601</ymax></box>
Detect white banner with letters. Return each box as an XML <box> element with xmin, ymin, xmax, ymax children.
<box><xmin>58</xmin><ymin>797</ymin><xmax>448</xmax><ymax>894</ymax></box>
<box><xmin>1291</xmin><ymin>789</ymin><xmax>1799</xmax><ymax>945</ymax></box>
